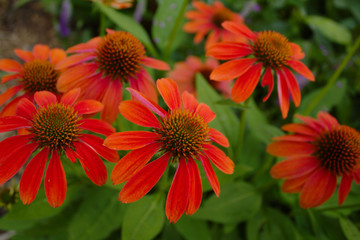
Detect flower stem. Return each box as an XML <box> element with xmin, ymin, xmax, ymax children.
<box><xmin>235</xmin><ymin>98</ymin><xmax>250</xmax><ymax>161</ymax></box>
<box><xmin>303</xmin><ymin>35</ymin><xmax>360</xmax><ymax>116</ymax></box>
<box><xmin>99</xmin><ymin>11</ymin><xmax>107</xmax><ymax>36</ymax></box>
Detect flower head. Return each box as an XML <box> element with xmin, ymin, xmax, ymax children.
<box><xmin>0</xmin><ymin>89</ymin><xmax>119</xmax><ymax>207</ymax></box>
<box><xmin>104</xmin><ymin>78</ymin><xmax>234</xmax><ymax>223</ymax></box>
<box><xmin>207</xmin><ymin>22</ymin><xmax>315</xmax><ymax>118</ymax></box>
<box><xmin>56</xmin><ymin>29</ymin><xmax>169</xmax><ymax>124</ymax></box>
<box><xmin>94</xmin><ymin>0</ymin><xmax>133</xmax><ymax>9</ymax></box>
<box><xmin>267</xmin><ymin>112</ymin><xmax>360</xmax><ymax>208</ymax></box>
<box><xmin>0</xmin><ymin>44</ymin><xmax>66</xmax><ymax>117</ymax></box>
<box><xmin>168</xmin><ymin>56</ymin><xmax>231</xmax><ymax>97</ymax></box>
<box><xmin>183</xmin><ymin>1</ymin><xmax>245</xmax><ymax>49</ymax></box>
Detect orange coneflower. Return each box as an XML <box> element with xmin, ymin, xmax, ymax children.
<box><xmin>56</xmin><ymin>30</ymin><xmax>169</xmax><ymax>124</ymax></box>
<box><xmin>168</xmin><ymin>56</ymin><xmax>231</xmax><ymax>98</ymax></box>
<box><xmin>0</xmin><ymin>89</ymin><xmax>119</xmax><ymax>207</ymax></box>
<box><xmin>104</xmin><ymin>78</ymin><xmax>234</xmax><ymax>223</ymax></box>
<box><xmin>183</xmin><ymin>1</ymin><xmax>245</xmax><ymax>49</ymax></box>
<box><xmin>267</xmin><ymin>112</ymin><xmax>360</xmax><ymax>208</ymax></box>
<box><xmin>0</xmin><ymin>44</ymin><xmax>66</xmax><ymax>116</ymax></box>
<box><xmin>207</xmin><ymin>22</ymin><xmax>315</xmax><ymax>118</ymax></box>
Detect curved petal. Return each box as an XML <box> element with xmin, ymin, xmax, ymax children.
<box><xmin>33</xmin><ymin>44</ymin><xmax>50</xmax><ymax>60</ymax></box>
<box><xmin>166</xmin><ymin>158</ymin><xmax>189</xmax><ymax>223</ymax></box>
<box><xmin>295</xmin><ymin>114</ymin><xmax>325</xmax><ymax>133</ymax></box>
<box><xmin>182</xmin><ymin>91</ymin><xmax>198</xmax><ymax>113</ymax></box>
<box><xmin>270</xmin><ymin>156</ymin><xmax>319</xmax><ymax>179</ymax></box>
<box><xmin>0</xmin><ymin>96</ymin><xmax>22</xmax><ymax>117</ymax></box>
<box><xmin>129</xmin><ymin>70</ymin><xmax>157</xmax><ymax>104</ymax></box>
<box><xmin>196</xmin><ymin>103</ymin><xmax>216</xmax><ymax>123</ymax></box>
<box><xmin>338</xmin><ymin>174</ymin><xmax>353</xmax><ymax>205</ymax></box>
<box><xmin>119</xmin><ymin>100</ymin><xmax>161</xmax><ymax>128</ymax></box>
<box><xmin>65</xmin><ymin>147</ymin><xmax>78</xmax><ymax>163</ymax></box>
<box><xmin>111</xmin><ymin>142</ymin><xmax>162</xmax><ymax>184</ymax></box>
<box><xmin>119</xmin><ymin>153</ymin><xmax>171</xmax><ymax>203</ymax></box>
<box><xmin>287</xmin><ymin>60</ymin><xmax>315</xmax><ymax>81</ymax></box>
<box><xmin>16</xmin><ymin>98</ymin><xmax>37</xmax><ymax>120</ymax></box>
<box><xmin>60</xmin><ymin>88</ymin><xmax>80</xmax><ymax>106</ymax></box>
<box><xmin>79</xmin><ymin>134</ymin><xmax>119</xmax><ymax>163</ymax></box>
<box><xmin>73</xmin><ymin>141</ymin><xmax>107</xmax><ymax>185</ymax></box>
<box><xmin>231</xmin><ymin>63</ymin><xmax>262</xmax><ymax>103</ymax></box>
<box><xmin>222</xmin><ymin>21</ymin><xmax>256</xmax><ymax>40</ymax></box>
<box><xmin>261</xmin><ymin>67</ymin><xmax>274</xmax><ymax>102</ymax></box>
<box><xmin>14</xmin><ymin>49</ymin><xmax>34</xmax><ymax>62</ymax></box>
<box><xmin>203</xmin><ymin>144</ymin><xmax>234</xmax><ymax>174</ymax></box>
<box><xmin>276</xmin><ymin>70</ymin><xmax>290</xmax><ymax>119</ymax></box>
<box><xmin>2</xmin><ymin>73</ymin><xmax>21</xmax><ymax>83</ymax></box>
<box><xmin>281</xmin><ymin>123</ymin><xmax>318</xmax><ymax>137</ymax></box>
<box><xmin>79</xmin><ymin>118</ymin><xmax>115</xmax><ymax>136</ymax></box>
<box><xmin>281</xmin><ymin>68</ymin><xmax>301</xmax><ymax>107</ymax></box>
<box><xmin>45</xmin><ymin>150</ymin><xmax>67</xmax><ymax>208</ymax></box>
<box><xmin>266</xmin><ymin>141</ymin><xmax>316</xmax><ymax>157</ymax></box>
<box><xmin>74</xmin><ymin>100</ymin><xmax>103</xmax><ymax>115</ymax></box>
<box><xmin>19</xmin><ymin>148</ymin><xmax>49</xmax><ymax>204</ymax></box>
<box><xmin>67</xmin><ymin>37</ymin><xmax>101</xmax><ymax>53</ymax></box>
<box><xmin>104</xmin><ymin>131</ymin><xmax>160</xmax><ymax>150</ymax></box>
<box><xmin>317</xmin><ymin>112</ymin><xmax>339</xmax><ymax>131</ymax></box>
<box><xmin>207</xmin><ymin>42</ymin><xmax>252</xmax><ymax>60</ymax></box>
<box><xmin>0</xmin><ymin>116</ymin><xmax>31</xmax><ymax>132</ymax></box>
<box><xmin>0</xmin><ymin>135</ymin><xmax>32</xmax><ymax>162</ymax></box>
<box><xmin>157</xmin><ymin>78</ymin><xmax>181</xmax><ymax>111</ymax></box>
<box><xmin>55</xmin><ymin>52</ymin><xmax>96</xmax><ymax>69</ymax></box>
<box><xmin>281</xmin><ymin>172</ymin><xmax>313</xmax><ymax>193</ymax></box>
<box><xmin>290</xmin><ymin>43</ymin><xmax>305</xmax><ymax>60</ymax></box>
<box><xmin>199</xmin><ymin>154</ymin><xmax>220</xmax><ymax>196</ymax></box>
<box><xmin>185</xmin><ymin>157</ymin><xmax>202</xmax><ymax>215</ymax></box>
<box><xmin>0</xmin><ymin>85</ymin><xmax>22</xmax><ymax>106</ymax></box>
<box><xmin>0</xmin><ymin>59</ymin><xmax>22</xmax><ymax>72</ymax></box>
<box><xmin>100</xmin><ymin>79</ymin><xmax>122</xmax><ymax>124</ymax></box>
<box><xmin>142</xmin><ymin>57</ymin><xmax>169</xmax><ymax>70</ymax></box>
<box><xmin>49</xmin><ymin>48</ymin><xmax>67</xmax><ymax>65</ymax></box>
<box><xmin>34</xmin><ymin>91</ymin><xmax>57</xmax><ymax>107</ymax></box>
<box><xmin>209</xmin><ymin>128</ymin><xmax>229</xmax><ymax>147</ymax></box>
<box><xmin>271</xmin><ymin>134</ymin><xmax>314</xmax><ymax>142</ymax></box>
<box><xmin>210</xmin><ymin>58</ymin><xmax>256</xmax><ymax>81</ymax></box>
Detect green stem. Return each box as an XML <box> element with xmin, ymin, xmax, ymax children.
<box><xmin>99</xmin><ymin>11</ymin><xmax>107</xmax><ymax>36</ymax></box>
<box><xmin>235</xmin><ymin>98</ymin><xmax>250</xmax><ymax>160</ymax></box>
<box><xmin>303</xmin><ymin>35</ymin><xmax>360</xmax><ymax>115</ymax></box>
<box><xmin>163</xmin><ymin>0</ymin><xmax>190</xmax><ymax>59</ymax></box>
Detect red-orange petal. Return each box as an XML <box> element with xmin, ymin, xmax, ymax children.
<box><xmin>0</xmin><ymin>59</ymin><xmax>22</xmax><ymax>72</ymax></box>
<box><xmin>119</xmin><ymin>153</ymin><xmax>170</xmax><ymax>203</ymax></box>
<box><xmin>207</xmin><ymin>42</ymin><xmax>252</xmax><ymax>60</ymax></box>
<box><xmin>55</xmin><ymin>52</ymin><xmax>96</xmax><ymax>69</ymax></box>
<box><xmin>203</xmin><ymin>144</ymin><xmax>234</xmax><ymax>174</ymax></box>
<box><xmin>196</xmin><ymin>103</ymin><xmax>216</xmax><ymax>123</ymax></box>
<box><xmin>209</xmin><ymin>128</ymin><xmax>229</xmax><ymax>147</ymax></box>
<box><xmin>142</xmin><ymin>57</ymin><xmax>170</xmax><ymax>70</ymax></box>
<box><xmin>16</xmin><ymin>98</ymin><xmax>37</xmax><ymax>120</ymax></box>
<box><xmin>74</xmin><ymin>141</ymin><xmax>107</xmax><ymax>185</ymax></box>
<box><xmin>79</xmin><ymin>119</ymin><xmax>115</xmax><ymax>136</ymax></box>
<box><xmin>0</xmin><ymin>96</ymin><xmax>22</xmax><ymax>117</ymax></box>
<box><xmin>261</xmin><ymin>67</ymin><xmax>274</xmax><ymax>102</ymax></box>
<box><xmin>65</xmin><ymin>147</ymin><xmax>78</xmax><ymax>163</ymax></box>
<box><xmin>210</xmin><ymin>58</ymin><xmax>256</xmax><ymax>81</ymax></box>
<box><xmin>295</xmin><ymin>114</ymin><xmax>325</xmax><ymax>133</ymax></box>
<box><xmin>119</xmin><ymin>100</ymin><xmax>161</xmax><ymax>128</ymax></box>
<box><xmin>74</xmin><ymin>100</ymin><xmax>103</xmax><ymax>115</ymax></box>
<box><xmin>0</xmin><ymin>85</ymin><xmax>22</xmax><ymax>106</ymax></box>
<box><xmin>290</xmin><ymin>43</ymin><xmax>305</xmax><ymax>60</ymax></box>
<box><xmin>182</xmin><ymin>91</ymin><xmax>198</xmax><ymax>113</ymax></box>
<box><xmin>281</xmin><ymin>68</ymin><xmax>301</xmax><ymax>107</ymax></box>
<box><xmin>338</xmin><ymin>174</ymin><xmax>353</xmax><ymax>205</ymax></box>
<box><xmin>0</xmin><ymin>135</ymin><xmax>32</xmax><ymax>161</ymax></box>
<box><xmin>50</xmin><ymin>48</ymin><xmax>67</xmax><ymax>65</ymax></box>
<box><xmin>0</xmin><ymin>116</ymin><xmax>31</xmax><ymax>132</ymax></box>
<box><xmin>45</xmin><ymin>150</ymin><xmax>67</xmax><ymax>208</ymax></box>
<box><xmin>199</xmin><ymin>154</ymin><xmax>220</xmax><ymax>196</ymax></box>
<box><xmin>79</xmin><ymin>134</ymin><xmax>119</xmax><ymax>163</ymax></box>
<box><xmin>281</xmin><ymin>173</ymin><xmax>312</xmax><ymax>193</ymax></box>
<box><xmin>19</xmin><ymin>148</ymin><xmax>49</xmax><ymax>205</ymax></box>
<box><xmin>287</xmin><ymin>60</ymin><xmax>315</xmax><ymax>81</ymax></box>
<box><xmin>222</xmin><ymin>21</ymin><xmax>256</xmax><ymax>40</ymax></box>
<box><xmin>34</xmin><ymin>91</ymin><xmax>57</xmax><ymax>107</ymax></box>
<box><xmin>157</xmin><ymin>78</ymin><xmax>181</xmax><ymax>111</ymax></box>
<box><xmin>185</xmin><ymin>157</ymin><xmax>202</xmax><ymax>215</ymax></box>
<box><xmin>2</xmin><ymin>73</ymin><xmax>21</xmax><ymax>83</ymax></box>
<box><xmin>101</xmin><ymin>79</ymin><xmax>122</xmax><ymax>124</ymax></box>
<box><xmin>281</xmin><ymin>123</ymin><xmax>317</xmax><ymax>136</ymax></box>
<box><xmin>129</xmin><ymin>70</ymin><xmax>157</xmax><ymax>104</ymax></box>
<box><xmin>270</xmin><ymin>156</ymin><xmax>319</xmax><ymax>179</ymax></box>
<box><xmin>266</xmin><ymin>141</ymin><xmax>316</xmax><ymax>157</ymax></box>
<box><xmin>111</xmin><ymin>142</ymin><xmax>162</xmax><ymax>184</ymax></box>
<box><xmin>276</xmin><ymin>70</ymin><xmax>290</xmax><ymax>119</ymax></box>
<box><xmin>232</xmin><ymin>63</ymin><xmax>262</xmax><ymax>103</ymax></box>
<box><xmin>317</xmin><ymin>111</ymin><xmax>339</xmax><ymax>131</ymax></box>
<box><xmin>57</xmin><ymin>63</ymin><xmax>98</xmax><ymax>92</ymax></box>
<box><xmin>60</xmin><ymin>88</ymin><xmax>80</xmax><ymax>106</ymax></box>
<box><xmin>166</xmin><ymin>158</ymin><xmax>189</xmax><ymax>223</ymax></box>
<box><xmin>271</xmin><ymin>134</ymin><xmax>314</xmax><ymax>142</ymax></box>
<box><xmin>104</xmin><ymin>131</ymin><xmax>160</xmax><ymax>150</ymax></box>
<box><xmin>14</xmin><ymin>49</ymin><xmax>34</xmax><ymax>62</ymax></box>
<box><xmin>67</xmin><ymin>37</ymin><xmax>101</xmax><ymax>53</ymax></box>
<box><xmin>33</xmin><ymin>44</ymin><xmax>50</xmax><ymax>60</ymax></box>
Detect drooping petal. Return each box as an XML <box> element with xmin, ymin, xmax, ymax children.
<box><xmin>299</xmin><ymin>168</ymin><xmax>336</xmax><ymax>208</ymax></box>
<box><xmin>287</xmin><ymin>60</ymin><xmax>315</xmax><ymax>81</ymax></box>
<box><xmin>196</xmin><ymin>103</ymin><xmax>216</xmax><ymax>123</ymax></box>
<box><xmin>19</xmin><ymin>148</ymin><xmax>49</xmax><ymax>205</ymax></box>
<box><xmin>222</xmin><ymin>21</ymin><xmax>256</xmax><ymax>40</ymax></box>
<box><xmin>182</xmin><ymin>91</ymin><xmax>198</xmax><ymax>113</ymax></box>
<box><xmin>261</xmin><ymin>67</ymin><xmax>274</xmax><ymax>102</ymax></box>
<box><xmin>266</xmin><ymin>141</ymin><xmax>316</xmax><ymax>157</ymax></box>
<box><xmin>79</xmin><ymin>134</ymin><xmax>119</xmax><ymax>163</ymax></box>
<box><xmin>74</xmin><ymin>100</ymin><xmax>103</xmax><ymax>115</ymax></box>
<box><xmin>60</xmin><ymin>88</ymin><xmax>80</xmax><ymax>106</ymax></box>
<box><xmin>111</xmin><ymin>142</ymin><xmax>162</xmax><ymax>184</ymax></box>
<box><xmin>119</xmin><ymin>100</ymin><xmax>161</xmax><ymax>128</ymax></box>
<box><xmin>270</xmin><ymin>156</ymin><xmax>319</xmax><ymax>179</ymax></box>
<box><xmin>0</xmin><ymin>85</ymin><xmax>22</xmax><ymax>106</ymax></box>
<box><xmin>185</xmin><ymin>157</ymin><xmax>202</xmax><ymax>215</ymax></box>
<box><xmin>0</xmin><ymin>59</ymin><xmax>22</xmax><ymax>72</ymax></box>
<box><xmin>199</xmin><ymin>154</ymin><xmax>220</xmax><ymax>196</ymax></box>
<box><xmin>0</xmin><ymin>135</ymin><xmax>32</xmax><ymax>162</ymax></box>
<box><xmin>141</xmin><ymin>57</ymin><xmax>170</xmax><ymax>70</ymax></box>
<box><xmin>210</xmin><ymin>58</ymin><xmax>256</xmax><ymax>81</ymax></box>
<box><xmin>203</xmin><ymin>144</ymin><xmax>234</xmax><ymax>174</ymax></box>
<box><xmin>100</xmin><ymin>79</ymin><xmax>122</xmax><ymax>124</ymax></box>
<box><xmin>207</xmin><ymin>42</ymin><xmax>252</xmax><ymax>60</ymax></box>
<box><xmin>157</xmin><ymin>78</ymin><xmax>181</xmax><ymax>111</ymax></box>
<box><xmin>65</xmin><ymin>147</ymin><xmax>78</xmax><ymax>163</ymax></box>
<box><xmin>281</xmin><ymin>68</ymin><xmax>301</xmax><ymax>107</ymax></box>
<box><xmin>166</xmin><ymin>158</ymin><xmax>189</xmax><ymax>223</ymax></box>
<box><xmin>338</xmin><ymin>174</ymin><xmax>353</xmax><ymax>205</ymax></box>
<box><xmin>45</xmin><ymin>150</ymin><xmax>67</xmax><ymax>208</ymax></box>
<box><xmin>129</xmin><ymin>70</ymin><xmax>157</xmax><ymax>104</ymax></box>
<box><xmin>281</xmin><ymin>172</ymin><xmax>313</xmax><ymax>193</ymax></box>
<box><xmin>231</xmin><ymin>63</ymin><xmax>262</xmax><ymax>103</ymax></box>
<box><xmin>33</xmin><ymin>44</ymin><xmax>50</xmax><ymax>60</ymax></box>
<box><xmin>16</xmin><ymin>98</ymin><xmax>37</xmax><ymax>120</ymax></box>
<box><xmin>78</xmin><ymin>119</ymin><xmax>115</xmax><ymax>136</ymax></box>
<box><xmin>104</xmin><ymin>131</ymin><xmax>160</xmax><ymax>150</ymax></box>
<box><xmin>209</xmin><ymin>128</ymin><xmax>229</xmax><ymax>147</ymax></box>
<box><xmin>73</xmin><ymin>141</ymin><xmax>107</xmax><ymax>185</ymax></box>
<box><xmin>119</xmin><ymin>153</ymin><xmax>171</xmax><ymax>203</ymax></box>
<box><xmin>14</xmin><ymin>49</ymin><xmax>34</xmax><ymax>62</ymax></box>
<box><xmin>0</xmin><ymin>116</ymin><xmax>31</xmax><ymax>132</ymax></box>
<box><xmin>276</xmin><ymin>70</ymin><xmax>290</xmax><ymax>119</ymax></box>
<box><xmin>34</xmin><ymin>91</ymin><xmax>57</xmax><ymax>107</ymax></box>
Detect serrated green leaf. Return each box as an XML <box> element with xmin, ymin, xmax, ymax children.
<box><xmin>122</xmin><ymin>195</ymin><xmax>165</xmax><ymax>240</ymax></box>
<box><xmin>306</xmin><ymin>16</ymin><xmax>352</xmax><ymax>45</ymax></box>
<box><xmin>192</xmin><ymin>182</ymin><xmax>261</xmax><ymax>223</ymax></box>
<box><xmin>340</xmin><ymin>217</ymin><xmax>360</xmax><ymax>240</ymax></box>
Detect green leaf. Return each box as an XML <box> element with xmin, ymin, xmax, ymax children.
<box><xmin>340</xmin><ymin>217</ymin><xmax>360</xmax><ymax>240</ymax></box>
<box><xmin>122</xmin><ymin>194</ymin><xmax>165</xmax><ymax>240</ymax></box>
<box><xmin>174</xmin><ymin>216</ymin><xmax>211</xmax><ymax>240</ymax></box>
<box><xmin>192</xmin><ymin>182</ymin><xmax>262</xmax><ymax>223</ymax></box>
<box><xmin>306</xmin><ymin>16</ymin><xmax>352</xmax><ymax>45</ymax></box>
<box><xmin>69</xmin><ymin>187</ymin><xmax>124</xmax><ymax>240</ymax></box>
<box><xmin>95</xmin><ymin>2</ymin><xmax>158</xmax><ymax>57</ymax></box>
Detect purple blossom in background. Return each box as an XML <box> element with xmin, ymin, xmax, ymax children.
<box><xmin>59</xmin><ymin>0</ymin><xmax>72</xmax><ymax>37</ymax></box>
<box><xmin>134</xmin><ymin>0</ymin><xmax>145</xmax><ymax>22</ymax></box>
